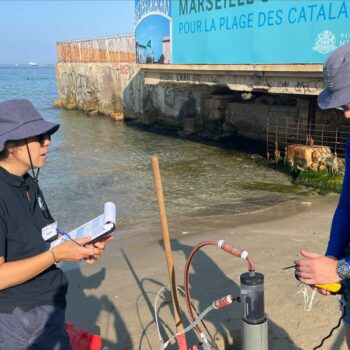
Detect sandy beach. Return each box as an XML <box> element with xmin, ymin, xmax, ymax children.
<box><xmin>64</xmin><ymin>195</ymin><xmax>347</xmax><ymax>350</ymax></box>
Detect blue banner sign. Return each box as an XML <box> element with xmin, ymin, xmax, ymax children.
<box><xmin>171</xmin><ymin>0</ymin><xmax>350</xmax><ymax>64</ymax></box>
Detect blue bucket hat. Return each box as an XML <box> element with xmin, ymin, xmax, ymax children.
<box><xmin>0</xmin><ymin>99</ymin><xmax>59</xmax><ymax>152</ymax></box>
<box><xmin>318</xmin><ymin>42</ymin><xmax>350</xmax><ymax>110</ymax></box>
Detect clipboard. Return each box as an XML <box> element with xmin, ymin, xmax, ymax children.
<box><xmin>51</xmin><ymin>202</ymin><xmax>116</xmax><ymax>248</ymax></box>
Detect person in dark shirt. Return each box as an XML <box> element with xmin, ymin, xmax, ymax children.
<box><xmin>295</xmin><ymin>42</ymin><xmax>350</xmax><ymax>348</ymax></box>
<box><xmin>0</xmin><ymin>99</ymin><xmax>111</xmax><ymax>350</ymax></box>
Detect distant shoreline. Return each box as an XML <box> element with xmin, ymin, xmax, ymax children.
<box><xmin>0</xmin><ymin>64</ymin><xmax>55</xmax><ymax>67</ymax></box>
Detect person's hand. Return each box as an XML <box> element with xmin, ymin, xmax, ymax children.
<box><xmin>83</xmin><ymin>235</ymin><xmax>113</xmax><ymax>265</ymax></box>
<box><xmin>51</xmin><ymin>237</ymin><xmax>94</xmax><ymax>262</ymax></box>
<box><xmin>294</xmin><ymin>250</ymin><xmax>339</xmax><ymax>285</ymax></box>
<box><xmin>314</xmin><ymin>286</ymin><xmax>331</xmax><ymax>296</ymax></box>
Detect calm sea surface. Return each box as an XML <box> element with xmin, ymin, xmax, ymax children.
<box><xmin>0</xmin><ymin>65</ymin><xmax>302</xmax><ymax>232</ymax></box>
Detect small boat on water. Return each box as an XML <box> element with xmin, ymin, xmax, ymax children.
<box><xmin>28</xmin><ymin>61</ymin><xmax>38</xmax><ymax>66</ymax></box>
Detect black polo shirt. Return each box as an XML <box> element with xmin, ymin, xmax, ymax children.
<box><xmin>0</xmin><ymin>166</ymin><xmax>68</xmax><ymax>313</ymax></box>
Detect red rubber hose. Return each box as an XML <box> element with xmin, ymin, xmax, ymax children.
<box><xmin>184</xmin><ymin>240</ymin><xmax>255</xmax><ymax>335</ymax></box>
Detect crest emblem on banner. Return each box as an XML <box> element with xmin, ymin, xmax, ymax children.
<box><xmin>312</xmin><ymin>30</ymin><xmax>337</xmax><ymax>54</ymax></box>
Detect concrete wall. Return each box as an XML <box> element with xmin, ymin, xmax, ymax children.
<box><xmin>224</xmin><ymin>101</ymin><xmax>307</xmax><ymax>142</ymax></box>
<box><xmin>55</xmin><ymin>63</ymin><xmax>349</xmax><ymax>148</ymax></box>
<box><xmin>56</xmin><ymin>63</ymin><xmax>142</xmax><ymax>119</ymax></box>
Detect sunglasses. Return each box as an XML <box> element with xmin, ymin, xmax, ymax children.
<box><xmin>32</xmin><ymin>132</ymin><xmax>51</xmax><ymax>145</ymax></box>
<box><xmin>336</xmin><ymin>104</ymin><xmax>350</xmax><ymax>111</ymax></box>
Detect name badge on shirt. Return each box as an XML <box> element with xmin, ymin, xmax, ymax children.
<box><xmin>42</xmin><ymin>221</ymin><xmax>58</xmax><ymax>241</ymax></box>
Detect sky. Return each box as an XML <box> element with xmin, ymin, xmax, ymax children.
<box><xmin>136</xmin><ymin>15</ymin><xmax>170</xmax><ymax>62</ymax></box>
<box><xmin>0</xmin><ymin>0</ymin><xmax>135</xmax><ymax>64</ymax></box>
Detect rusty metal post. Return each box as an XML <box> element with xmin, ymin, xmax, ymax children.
<box><xmin>116</xmin><ymin>36</ymin><xmax>121</xmax><ymax>63</ymax></box>
<box><xmin>335</xmin><ymin>128</ymin><xmax>339</xmax><ymax>156</ymax></box>
<box><xmin>274</xmin><ymin>118</ymin><xmax>280</xmax><ymax>162</ymax></box>
<box><xmin>105</xmin><ymin>38</ymin><xmax>110</xmax><ymax>62</ymax></box>
<box><xmin>296</xmin><ymin>119</ymin><xmax>300</xmax><ymax>143</ymax></box>
<box><xmin>78</xmin><ymin>41</ymin><xmax>82</xmax><ymax>63</ymax></box>
<box><xmin>56</xmin><ymin>42</ymin><xmax>60</xmax><ymax>63</ymax></box>
<box><xmin>266</xmin><ymin>116</ymin><xmax>270</xmax><ymax>160</ymax></box>
<box><xmin>94</xmin><ymin>39</ymin><xmax>99</xmax><ymax>62</ymax></box>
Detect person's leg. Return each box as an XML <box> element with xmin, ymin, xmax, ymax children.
<box><xmin>0</xmin><ymin>305</ymin><xmax>71</xmax><ymax>350</ymax></box>
<box><xmin>343</xmin><ymin>281</ymin><xmax>350</xmax><ymax>349</ymax></box>
<box><xmin>344</xmin><ymin>322</ymin><xmax>350</xmax><ymax>349</ymax></box>
<box><xmin>0</xmin><ymin>307</ymin><xmax>30</xmax><ymax>350</ymax></box>
<box><xmin>28</xmin><ymin>305</ymin><xmax>72</xmax><ymax>350</ymax></box>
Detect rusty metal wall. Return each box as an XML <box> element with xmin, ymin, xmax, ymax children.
<box><xmin>267</xmin><ymin>116</ymin><xmax>350</xmax><ymax>160</ymax></box>
<box><xmin>57</xmin><ymin>34</ymin><xmax>136</xmax><ymax>63</ymax></box>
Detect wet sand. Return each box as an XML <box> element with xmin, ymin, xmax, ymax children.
<box><xmin>64</xmin><ymin>195</ymin><xmax>347</xmax><ymax>350</ymax></box>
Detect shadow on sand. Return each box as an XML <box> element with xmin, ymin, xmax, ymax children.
<box><xmin>65</xmin><ymin>267</ymin><xmax>132</xmax><ymax>350</ymax></box>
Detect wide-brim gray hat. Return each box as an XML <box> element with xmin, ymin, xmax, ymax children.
<box><xmin>318</xmin><ymin>42</ymin><xmax>350</xmax><ymax>110</ymax></box>
<box><xmin>0</xmin><ymin>99</ymin><xmax>59</xmax><ymax>152</ymax></box>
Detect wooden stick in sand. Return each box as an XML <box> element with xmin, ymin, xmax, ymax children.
<box><xmin>151</xmin><ymin>154</ymin><xmax>188</xmax><ymax>350</ymax></box>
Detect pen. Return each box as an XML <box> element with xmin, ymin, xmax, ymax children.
<box><xmin>57</xmin><ymin>228</ymin><xmax>83</xmax><ymax>247</ymax></box>
<box><xmin>282</xmin><ymin>265</ymin><xmax>296</xmax><ymax>270</ymax></box>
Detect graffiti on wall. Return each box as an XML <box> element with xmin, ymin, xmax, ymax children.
<box><xmin>149</xmin><ymin>71</ymin><xmax>325</xmax><ymax>95</ymax></box>
<box><xmin>60</xmin><ymin>71</ymin><xmax>98</xmax><ymax>104</ymax></box>
<box><xmin>58</xmin><ymin>64</ymin><xmax>143</xmax><ymax>114</ymax></box>
<box><xmin>164</xmin><ymin>86</ymin><xmax>189</xmax><ymax>108</ymax></box>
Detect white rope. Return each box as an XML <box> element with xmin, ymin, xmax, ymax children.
<box><xmin>296</xmin><ymin>283</ymin><xmax>317</xmax><ymax>311</ymax></box>
<box><xmin>154</xmin><ymin>286</ymin><xmax>169</xmax><ymax>349</ymax></box>
<box><xmin>154</xmin><ymin>285</ymin><xmax>212</xmax><ymax>350</ymax></box>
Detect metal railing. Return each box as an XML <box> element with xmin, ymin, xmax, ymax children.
<box><xmin>267</xmin><ymin>117</ymin><xmax>350</xmax><ymax>160</ymax></box>
<box><xmin>57</xmin><ymin>34</ymin><xmax>136</xmax><ymax>63</ymax></box>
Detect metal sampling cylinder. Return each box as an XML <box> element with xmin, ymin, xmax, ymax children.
<box><xmin>240</xmin><ymin>272</ymin><xmax>268</xmax><ymax>350</ymax></box>
<box><xmin>240</xmin><ymin>272</ymin><xmax>265</xmax><ymax>324</ymax></box>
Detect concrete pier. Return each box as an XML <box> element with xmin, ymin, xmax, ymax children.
<box><xmin>142</xmin><ymin>64</ymin><xmax>324</xmax><ymax>96</ymax></box>
<box><xmin>55</xmin><ymin>62</ymin><xmax>347</xmax><ymax>152</ymax></box>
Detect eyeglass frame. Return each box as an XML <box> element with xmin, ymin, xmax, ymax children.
<box><xmin>5</xmin><ymin>133</ymin><xmax>51</xmax><ymax>147</ymax></box>
<box><xmin>35</xmin><ymin>132</ymin><xmax>51</xmax><ymax>146</ymax></box>
<box><xmin>336</xmin><ymin>104</ymin><xmax>350</xmax><ymax>111</ymax></box>
<box><xmin>27</xmin><ymin>132</ymin><xmax>51</xmax><ymax>146</ymax></box>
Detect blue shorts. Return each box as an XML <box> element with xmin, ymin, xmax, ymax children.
<box><xmin>0</xmin><ymin>305</ymin><xmax>72</xmax><ymax>350</ymax></box>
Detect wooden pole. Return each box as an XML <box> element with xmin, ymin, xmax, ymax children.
<box><xmin>151</xmin><ymin>155</ymin><xmax>188</xmax><ymax>349</ymax></box>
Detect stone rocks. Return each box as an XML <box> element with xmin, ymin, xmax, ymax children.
<box><xmin>66</xmin><ymin>103</ymin><xmax>77</xmax><ymax>110</ymax></box>
<box><xmin>52</xmin><ymin>98</ymin><xmax>77</xmax><ymax>110</ymax></box>
<box><xmin>183</xmin><ymin>116</ymin><xmax>203</xmax><ymax>134</ymax></box>
<box><xmin>225</xmin><ymin>103</ymin><xmax>269</xmax><ymax>141</ymax></box>
<box><xmin>52</xmin><ymin>99</ymin><xmax>65</xmax><ymax>108</ymax></box>
<box><xmin>286</xmin><ymin>144</ymin><xmax>342</xmax><ymax>173</ymax></box>
<box><xmin>109</xmin><ymin>112</ymin><xmax>124</xmax><ymax>121</ymax></box>
<box><xmin>87</xmin><ymin>110</ymin><xmax>99</xmax><ymax>116</ymax></box>
<box><xmin>140</xmin><ymin>113</ymin><xmax>157</xmax><ymax>125</ymax></box>
<box><xmin>203</xmin><ymin>95</ymin><xmax>233</xmax><ymax>122</ymax></box>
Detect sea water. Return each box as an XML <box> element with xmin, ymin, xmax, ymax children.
<box><xmin>0</xmin><ymin>65</ymin><xmax>301</xmax><ymax>233</ymax></box>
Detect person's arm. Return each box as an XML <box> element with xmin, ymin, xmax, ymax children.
<box><xmin>325</xmin><ymin>206</ymin><xmax>350</xmax><ymax>261</ymax></box>
<box><xmin>0</xmin><ymin>237</ymin><xmax>95</xmax><ymax>291</ymax></box>
<box><xmin>295</xmin><ymin>137</ymin><xmax>350</xmax><ymax>284</ymax></box>
<box><xmin>325</xmin><ymin>138</ymin><xmax>350</xmax><ymax>260</ymax></box>
<box><xmin>0</xmin><ymin>251</ymin><xmax>56</xmax><ymax>290</ymax></box>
